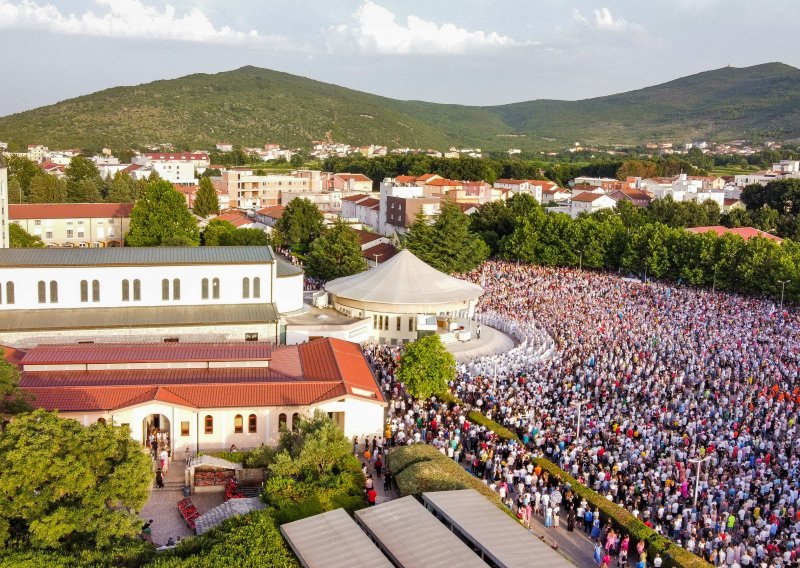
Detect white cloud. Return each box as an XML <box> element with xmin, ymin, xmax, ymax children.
<box><xmin>333</xmin><ymin>1</ymin><xmax>534</xmax><ymax>55</ymax></box>
<box><xmin>0</xmin><ymin>0</ymin><xmax>296</xmax><ymax>47</ymax></box>
<box><xmin>573</xmin><ymin>7</ymin><xmax>643</xmax><ymax>34</ymax></box>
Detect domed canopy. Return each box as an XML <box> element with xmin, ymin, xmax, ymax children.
<box><xmin>325</xmin><ymin>249</ymin><xmax>483</xmax><ymax>306</ymax></box>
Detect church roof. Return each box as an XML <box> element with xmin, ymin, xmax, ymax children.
<box><xmin>324</xmin><ymin>249</ymin><xmax>482</xmax><ymax>306</ymax></box>
<box><xmin>0</xmin><ymin>246</ymin><xmax>275</xmax><ymax>267</ymax></box>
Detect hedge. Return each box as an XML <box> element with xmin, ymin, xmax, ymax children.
<box><xmin>533</xmin><ymin>458</ymin><xmax>712</xmax><ymax>568</ymax></box>
<box><xmin>467</xmin><ymin>410</ymin><xmax>520</xmax><ymax>442</ymax></box>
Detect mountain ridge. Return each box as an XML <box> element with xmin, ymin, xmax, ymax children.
<box><xmin>1</xmin><ymin>62</ymin><xmax>798</xmax><ymax>152</ymax></box>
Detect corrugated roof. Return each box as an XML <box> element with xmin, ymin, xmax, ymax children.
<box><xmin>0</xmin><ymin>303</ymin><xmax>278</xmax><ymax>332</ymax></box>
<box><xmin>9</xmin><ymin>203</ymin><xmax>134</xmax><ymax>220</ymax></box>
<box><xmin>19</xmin><ymin>367</ymin><xmax>298</xmax><ymax>388</ymax></box>
<box><xmin>0</xmin><ymin>246</ymin><xmax>274</xmax><ymax>267</ymax></box>
<box><xmin>276</xmin><ymin>258</ymin><xmax>304</xmax><ymax>278</ymax></box>
<box><xmin>20</xmin><ymin>342</ymin><xmax>273</xmax><ymax>365</ymax></box>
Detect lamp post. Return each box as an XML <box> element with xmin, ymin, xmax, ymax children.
<box><xmin>579</xmin><ymin>249</ymin><xmax>584</xmax><ymax>271</ymax></box>
<box><xmin>688</xmin><ymin>456</ymin><xmax>712</xmax><ymax>508</ymax></box>
<box><xmin>712</xmin><ymin>265</ymin><xmax>718</xmax><ymax>293</ymax></box>
<box><xmin>778</xmin><ymin>279</ymin><xmax>791</xmax><ymax>312</ymax></box>
<box><xmin>372</xmin><ymin>253</ymin><xmax>382</xmax><ymax>268</ymax></box>
<box><xmin>571</xmin><ymin>399</ymin><xmax>589</xmax><ymax>442</ymax></box>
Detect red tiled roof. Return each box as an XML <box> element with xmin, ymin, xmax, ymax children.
<box><xmin>20</xmin><ymin>342</ymin><xmax>273</xmax><ymax>365</ymax></box>
<box><xmin>341</xmin><ymin>194</ymin><xmax>371</xmax><ymax>203</ymax></box>
<box><xmin>215</xmin><ymin>212</ymin><xmax>252</xmax><ymax>227</ymax></box>
<box><xmin>9</xmin><ymin>203</ymin><xmax>134</xmax><ymax>220</ymax></box>
<box><xmin>256</xmin><ymin>205</ymin><xmax>285</xmax><ymax>218</ymax></box>
<box><xmin>19</xmin><ymin>368</ymin><xmax>297</xmax><ymax>388</ymax></box>
<box><xmin>395</xmin><ymin>175</ymin><xmax>417</xmax><ymax>183</ymax></box>
<box><xmin>336</xmin><ymin>173</ymin><xmax>371</xmax><ymax>182</ymax></box>
<box><xmin>354</xmin><ymin>229</ymin><xmax>384</xmax><ymax>246</ymax></box>
<box><xmin>357</xmin><ymin>198</ymin><xmax>380</xmax><ymax>208</ymax></box>
<box><xmin>144</xmin><ymin>152</ymin><xmax>208</xmax><ymax>161</ymax></box>
<box><xmin>724</xmin><ymin>198</ymin><xmax>741</xmax><ymax>206</ymax></box>
<box><xmin>686</xmin><ymin>226</ymin><xmax>783</xmax><ymax>243</ymax></box>
<box><xmin>571</xmin><ymin>192</ymin><xmax>608</xmax><ymax>202</ymax></box>
<box><xmin>426</xmin><ymin>178</ymin><xmax>462</xmax><ymax>187</ymax></box>
<box><xmin>362</xmin><ymin>242</ymin><xmax>398</xmax><ymax>264</ymax></box>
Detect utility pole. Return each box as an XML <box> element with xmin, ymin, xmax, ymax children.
<box><xmin>778</xmin><ymin>279</ymin><xmax>791</xmax><ymax>312</ymax></box>
<box><xmin>688</xmin><ymin>456</ymin><xmax>712</xmax><ymax>508</ymax></box>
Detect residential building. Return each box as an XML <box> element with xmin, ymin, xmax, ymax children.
<box><xmin>131</xmin><ymin>152</ymin><xmax>210</xmax><ymax>185</ymax></box>
<box><xmin>354</xmin><ymin>230</ymin><xmax>398</xmax><ymax>267</ymax></box>
<box><xmin>569</xmin><ymin>192</ymin><xmax>617</xmax><ymax>217</ymax></box>
<box><xmin>214</xmin><ymin>211</ymin><xmax>265</xmax><ymax>229</ymax></box>
<box><xmin>723</xmin><ymin>198</ymin><xmax>745</xmax><ymax>213</ymax></box>
<box><xmin>9</xmin><ymin>203</ymin><xmax>133</xmax><ymax>248</ymax></box>
<box><xmin>254</xmin><ymin>205</ymin><xmax>284</xmax><ymax>229</ymax></box>
<box><xmin>0</xmin><ymin>156</ymin><xmax>7</xmax><ymax>249</ymax></box>
<box><xmin>15</xmin><ymin>337</ymin><xmax>385</xmax><ymax>450</ymax></box>
<box><xmin>608</xmin><ymin>188</ymin><xmax>652</xmax><ymax>208</ymax></box>
<box><xmin>541</xmin><ymin>187</ymin><xmax>572</xmax><ymax>203</ymax></box>
<box><xmin>0</xmin><ymin>246</ymin><xmax>303</xmax><ymax>347</ymax></box>
<box><xmin>493</xmin><ymin>179</ymin><xmax>558</xmax><ymax>203</ymax></box>
<box><xmin>26</xmin><ymin>144</ymin><xmax>50</xmax><ymax>163</ymax></box>
<box><xmin>216</xmin><ymin>142</ymin><xmax>233</xmax><ymax>152</ymax></box>
<box><xmin>384</xmin><ymin>196</ymin><xmax>439</xmax><ymax>234</ymax></box>
<box><xmin>326</xmin><ymin>173</ymin><xmax>373</xmax><ymax>193</ymax></box>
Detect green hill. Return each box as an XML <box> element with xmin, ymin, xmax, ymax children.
<box><xmin>1</xmin><ymin>62</ymin><xmax>799</xmax><ymax>152</ymax></box>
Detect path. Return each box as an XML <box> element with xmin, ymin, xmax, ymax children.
<box><xmin>138</xmin><ymin>455</ymin><xmax>224</xmax><ymax>547</ymax></box>
<box><xmin>446</xmin><ymin>322</ymin><xmax>517</xmax><ymax>362</ymax></box>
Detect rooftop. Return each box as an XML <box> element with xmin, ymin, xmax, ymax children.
<box><xmin>686</xmin><ymin>226</ymin><xmax>783</xmax><ymax>243</ymax></box>
<box><xmin>0</xmin><ymin>246</ymin><xmax>275</xmax><ymax>267</ymax></box>
<box><xmin>9</xmin><ymin>203</ymin><xmax>134</xmax><ymax>220</ymax></box>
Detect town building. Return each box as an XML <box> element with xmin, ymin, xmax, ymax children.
<box><xmin>608</xmin><ymin>188</ymin><xmax>652</xmax><ymax>208</ymax></box>
<box><xmin>493</xmin><ymin>179</ymin><xmax>559</xmax><ymax>203</ymax></box>
<box><xmin>326</xmin><ymin>173</ymin><xmax>373</xmax><ymax>193</ymax></box>
<box><xmin>686</xmin><ymin>226</ymin><xmax>783</xmax><ymax>243</ymax></box>
<box><xmin>26</xmin><ymin>144</ymin><xmax>50</xmax><ymax>163</ymax></box>
<box><xmin>324</xmin><ymin>249</ymin><xmax>482</xmax><ymax>345</ymax></box>
<box><xmin>9</xmin><ymin>203</ymin><xmax>133</xmax><ymax>248</ymax></box>
<box><xmin>0</xmin><ymin>156</ymin><xmax>8</xmax><ymax>249</ymax></box>
<box><xmin>14</xmin><ymin>337</ymin><xmax>385</xmax><ymax>451</ymax></box>
<box><xmin>569</xmin><ymin>192</ymin><xmax>617</xmax><ymax>217</ymax></box>
<box><xmin>0</xmin><ymin>247</ymin><xmax>303</xmax><ymax>348</ymax></box>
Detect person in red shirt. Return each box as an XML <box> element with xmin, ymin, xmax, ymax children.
<box><xmin>367</xmin><ymin>488</ymin><xmax>377</xmax><ymax>506</ymax></box>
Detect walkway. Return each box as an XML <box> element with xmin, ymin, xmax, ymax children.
<box><xmin>138</xmin><ymin>456</ymin><xmax>224</xmax><ymax>547</ymax></box>
<box><xmin>445</xmin><ymin>322</ymin><xmax>517</xmax><ymax>362</ymax></box>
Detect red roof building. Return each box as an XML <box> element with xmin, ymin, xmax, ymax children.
<box><xmin>16</xmin><ymin>338</ymin><xmax>385</xmax><ymax>450</ymax></box>
<box><xmin>686</xmin><ymin>226</ymin><xmax>783</xmax><ymax>243</ymax></box>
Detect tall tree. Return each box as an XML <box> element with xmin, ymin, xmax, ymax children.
<box><xmin>125</xmin><ymin>179</ymin><xmax>199</xmax><ymax>246</ymax></box>
<box><xmin>105</xmin><ymin>171</ymin><xmax>136</xmax><ymax>203</ymax></box>
<box><xmin>0</xmin><ymin>349</ymin><xmax>32</xmax><ymax>416</ymax></box>
<box><xmin>64</xmin><ymin>156</ymin><xmax>101</xmax><ymax>187</ymax></box>
<box><xmin>9</xmin><ymin>224</ymin><xmax>44</xmax><ymax>248</ymax></box>
<box><xmin>193</xmin><ymin>177</ymin><xmax>219</xmax><ymax>218</ymax></box>
<box><xmin>7</xmin><ymin>176</ymin><xmax>24</xmax><ymax>204</ymax></box>
<box><xmin>0</xmin><ymin>410</ymin><xmax>152</xmax><ymax>550</ymax></box>
<box><xmin>306</xmin><ymin>221</ymin><xmax>367</xmax><ymax>280</ymax></box>
<box><xmin>402</xmin><ymin>201</ymin><xmax>489</xmax><ymax>274</ymax></box>
<box><xmin>220</xmin><ymin>228</ymin><xmax>271</xmax><ymax>246</ymax></box>
<box><xmin>6</xmin><ymin>156</ymin><xmax>39</xmax><ymax>196</ymax></box>
<box><xmin>274</xmin><ymin>198</ymin><xmax>324</xmax><ymax>250</ymax></box>
<box><xmin>202</xmin><ymin>218</ymin><xmax>237</xmax><ymax>246</ymax></box>
<box><xmin>28</xmin><ymin>174</ymin><xmax>67</xmax><ymax>203</ymax></box>
<box><xmin>67</xmin><ymin>177</ymin><xmax>103</xmax><ymax>203</ymax></box>
<box><xmin>397</xmin><ymin>335</ymin><xmax>456</xmax><ymax>399</ymax></box>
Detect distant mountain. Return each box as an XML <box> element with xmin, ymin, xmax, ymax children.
<box><xmin>1</xmin><ymin>62</ymin><xmax>798</xmax><ymax>152</ymax></box>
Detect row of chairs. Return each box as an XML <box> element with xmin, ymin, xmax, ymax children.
<box><xmin>177</xmin><ymin>497</ymin><xmax>199</xmax><ymax>530</ymax></box>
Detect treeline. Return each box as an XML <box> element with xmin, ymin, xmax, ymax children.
<box><xmin>322</xmin><ymin>154</ymin><xmax>707</xmax><ymax>188</ymax></box>
<box><xmin>468</xmin><ymin>194</ymin><xmax>800</xmax><ymax>302</ymax></box>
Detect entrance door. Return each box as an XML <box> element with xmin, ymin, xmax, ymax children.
<box><xmin>142</xmin><ymin>414</ymin><xmax>172</xmax><ymax>453</ymax></box>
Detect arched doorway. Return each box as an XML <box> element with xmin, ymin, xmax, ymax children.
<box><xmin>142</xmin><ymin>414</ymin><xmax>171</xmax><ymax>454</ymax></box>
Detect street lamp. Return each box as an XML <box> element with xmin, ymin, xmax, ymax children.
<box><xmin>579</xmin><ymin>249</ymin><xmax>584</xmax><ymax>271</ymax></box>
<box><xmin>372</xmin><ymin>253</ymin><xmax>382</xmax><ymax>268</ymax></box>
<box><xmin>570</xmin><ymin>399</ymin><xmax>589</xmax><ymax>441</ymax></box>
<box><xmin>778</xmin><ymin>279</ymin><xmax>791</xmax><ymax>312</ymax></box>
<box><xmin>688</xmin><ymin>456</ymin><xmax>712</xmax><ymax>508</ymax></box>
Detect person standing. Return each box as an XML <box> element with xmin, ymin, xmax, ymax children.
<box><xmin>383</xmin><ymin>470</ymin><xmax>392</xmax><ymax>492</ymax></box>
<box><xmin>155</xmin><ymin>469</ymin><xmax>164</xmax><ymax>489</ymax></box>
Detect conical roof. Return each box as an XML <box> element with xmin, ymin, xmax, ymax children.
<box><xmin>325</xmin><ymin>249</ymin><xmax>483</xmax><ymax>306</ymax></box>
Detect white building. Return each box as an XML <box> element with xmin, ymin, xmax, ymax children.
<box><xmin>569</xmin><ymin>192</ymin><xmax>617</xmax><ymax>217</ymax></box>
<box><xmin>26</xmin><ymin>144</ymin><xmax>50</xmax><ymax>163</ymax></box>
<box><xmin>15</xmin><ymin>338</ymin><xmax>386</xmax><ymax>452</ymax></box>
<box><xmin>0</xmin><ymin>247</ymin><xmax>303</xmax><ymax>348</ymax></box>
<box><xmin>492</xmin><ymin>179</ymin><xmax>558</xmax><ymax>203</ymax></box>
<box><xmin>0</xmin><ymin>156</ymin><xmax>8</xmax><ymax>248</ymax></box>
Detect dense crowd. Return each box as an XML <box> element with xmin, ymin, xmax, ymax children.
<box><xmin>365</xmin><ymin>261</ymin><xmax>800</xmax><ymax>567</ymax></box>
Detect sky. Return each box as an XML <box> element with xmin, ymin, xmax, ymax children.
<box><xmin>0</xmin><ymin>0</ymin><xmax>798</xmax><ymax>116</ymax></box>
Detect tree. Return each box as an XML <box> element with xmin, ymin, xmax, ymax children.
<box><xmin>193</xmin><ymin>177</ymin><xmax>219</xmax><ymax>218</ymax></box>
<box><xmin>6</xmin><ymin>156</ymin><xmax>39</xmax><ymax>197</ymax></box>
<box><xmin>397</xmin><ymin>334</ymin><xmax>456</xmax><ymax>399</ymax></box>
<box><xmin>125</xmin><ymin>179</ymin><xmax>199</xmax><ymax>246</ymax></box>
<box><xmin>67</xmin><ymin>177</ymin><xmax>103</xmax><ymax>203</ymax></box>
<box><xmin>305</xmin><ymin>221</ymin><xmax>366</xmax><ymax>280</ymax></box>
<box><xmin>7</xmin><ymin>176</ymin><xmax>24</xmax><ymax>204</ymax></box>
<box><xmin>9</xmin><ymin>223</ymin><xmax>44</xmax><ymax>248</ymax></box>
<box><xmin>220</xmin><ymin>228</ymin><xmax>271</xmax><ymax>246</ymax></box>
<box><xmin>28</xmin><ymin>174</ymin><xmax>67</xmax><ymax>203</ymax></box>
<box><xmin>0</xmin><ymin>410</ymin><xmax>152</xmax><ymax>550</ymax></box>
<box><xmin>105</xmin><ymin>172</ymin><xmax>136</xmax><ymax>203</ymax></box>
<box><xmin>0</xmin><ymin>349</ymin><xmax>32</xmax><ymax>416</ymax></box>
<box><xmin>202</xmin><ymin>218</ymin><xmax>237</xmax><ymax>246</ymax></box>
<box><xmin>274</xmin><ymin>198</ymin><xmax>324</xmax><ymax>249</ymax></box>
<box><xmin>65</xmin><ymin>156</ymin><xmax>101</xmax><ymax>187</ymax></box>
<box><xmin>402</xmin><ymin>202</ymin><xmax>490</xmax><ymax>274</ymax></box>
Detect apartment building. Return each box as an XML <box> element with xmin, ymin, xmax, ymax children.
<box><xmin>9</xmin><ymin>203</ymin><xmax>133</xmax><ymax>247</ymax></box>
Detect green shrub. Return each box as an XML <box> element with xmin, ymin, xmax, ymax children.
<box><xmin>467</xmin><ymin>410</ymin><xmax>520</xmax><ymax>442</ymax></box>
<box><xmin>533</xmin><ymin>458</ymin><xmax>712</xmax><ymax>568</ymax></box>
<box><xmin>386</xmin><ymin>444</ymin><xmax>444</xmax><ymax>475</ymax></box>
<box><xmin>435</xmin><ymin>390</ymin><xmax>461</xmax><ymax>405</ymax></box>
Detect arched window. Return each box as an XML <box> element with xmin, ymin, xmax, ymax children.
<box><xmin>204</xmin><ymin>415</ymin><xmax>214</xmax><ymax>434</ymax></box>
<box><xmin>97</xmin><ymin>417</ymin><xmax>107</xmax><ymax>426</ymax></box>
<box><xmin>133</xmin><ymin>279</ymin><xmax>141</xmax><ymax>301</ymax></box>
<box><xmin>37</xmin><ymin>281</ymin><xmax>46</xmax><ymax>303</ymax></box>
<box><xmin>292</xmin><ymin>413</ymin><xmax>301</xmax><ymax>431</ymax></box>
<box><xmin>234</xmin><ymin>414</ymin><xmax>243</xmax><ymax>434</ymax></box>
<box><xmin>212</xmin><ymin>278</ymin><xmax>220</xmax><ymax>299</ymax></box>
<box><xmin>172</xmin><ymin>279</ymin><xmax>180</xmax><ymax>300</ymax></box>
<box><xmin>161</xmin><ymin>279</ymin><xmax>169</xmax><ymax>300</ymax></box>
<box><xmin>91</xmin><ymin>280</ymin><xmax>100</xmax><ymax>302</ymax></box>
<box><xmin>248</xmin><ymin>414</ymin><xmax>257</xmax><ymax>433</ymax></box>
<box><xmin>242</xmin><ymin>277</ymin><xmax>250</xmax><ymax>299</ymax></box>
<box><xmin>253</xmin><ymin>277</ymin><xmax>261</xmax><ymax>299</ymax></box>
<box><xmin>278</xmin><ymin>413</ymin><xmax>287</xmax><ymax>430</ymax></box>
<box><xmin>49</xmin><ymin>281</ymin><xmax>58</xmax><ymax>303</ymax></box>
<box><xmin>5</xmin><ymin>282</ymin><xmax>13</xmax><ymax>305</ymax></box>
<box><xmin>201</xmin><ymin>278</ymin><xmax>209</xmax><ymax>299</ymax></box>
<box><xmin>121</xmin><ymin>279</ymin><xmax>130</xmax><ymax>301</ymax></box>
<box><xmin>80</xmin><ymin>280</ymin><xmax>89</xmax><ymax>303</ymax></box>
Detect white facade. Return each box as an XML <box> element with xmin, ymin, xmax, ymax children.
<box><xmin>153</xmin><ymin>161</ymin><xmax>197</xmax><ymax>185</ymax></box>
<box><xmin>0</xmin><ymin>160</ymin><xmax>8</xmax><ymax>249</ymax></box>
<box><xmin>378</xmin><ymin>180</ymin><xmax>424</xmax><ymax>234</ymax></box>
<box><xmin>569</xmin><ymin>194</ymin><xmax>617</xmax><ymax>217</ymax></box>
<box><xmin>27</xmin><ymin>145</ymin><xmax>49</xmax><ymax>163</ymax></box>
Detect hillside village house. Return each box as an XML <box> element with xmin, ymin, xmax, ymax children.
<box><xmin>493</xmin><ymin>179</ymin><xmax>559</xmax><ymax>203</ymax></box>
<box><xmin>9</xmin><ymin>203</ymin><xmax>133</xmax><ymax>247</ymax></box>
<box><xmin>12</xmin><ymin>338</ymin><xmax>386</xmax><ymax>452</ymax></box>
<box><xmin>569</xmin><ymin>192</ymin><xmax>617</xmax><ymax>217</ymax></box>
<box><xmin>327</xmin><ymin>173</ymin><xmax>373</xmax><ymax>193</ymax></box>
<box><xmin>0</xmin><ymin>247</ymin><xmax>303</xmax><ymax>348</ymax></box>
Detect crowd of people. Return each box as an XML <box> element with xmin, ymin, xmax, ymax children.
<box><xmin>364</xmin><ymin>260</ymin><xmax>800</xmax><ymax>567</ymax></box>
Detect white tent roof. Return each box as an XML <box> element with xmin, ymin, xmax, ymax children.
<box><xmin>324</xmin><ymin>249</ymin><xmax>483</xmax><ymax>306</ymax></box>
